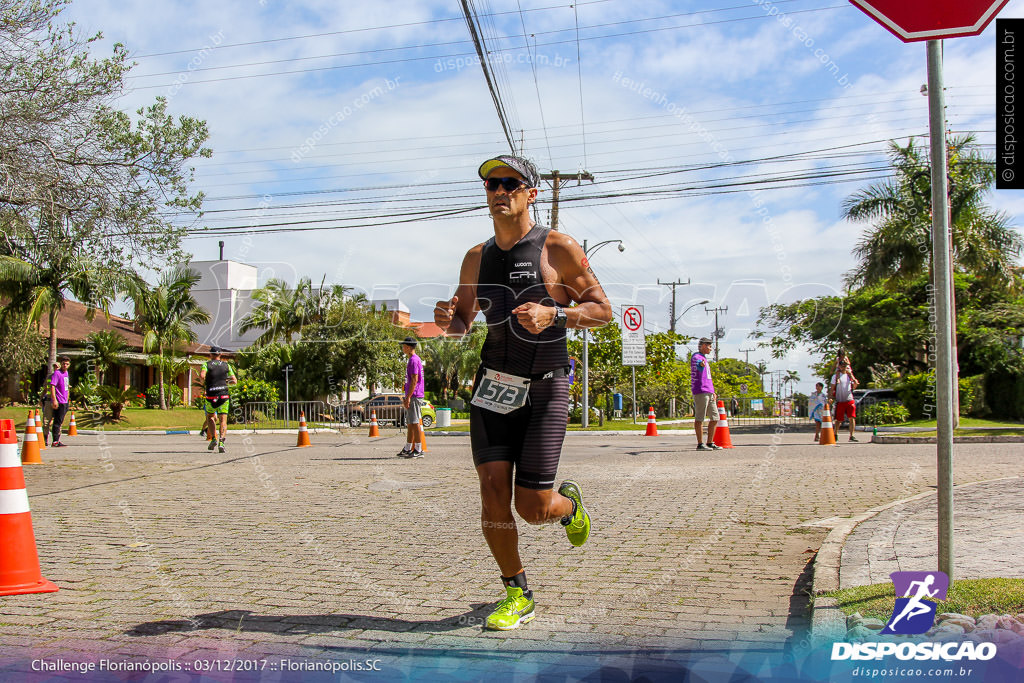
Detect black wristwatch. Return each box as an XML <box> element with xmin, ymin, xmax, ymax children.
<box><xmin>552</xmin><ymin>305</ymin><xmax>567</xmax><ymax>329</ymax></box>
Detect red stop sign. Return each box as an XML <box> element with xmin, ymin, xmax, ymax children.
<box><xmin>850</xmin><ymin>0</ymin><xmax>1010</xmax><ymax>42</ymax></box>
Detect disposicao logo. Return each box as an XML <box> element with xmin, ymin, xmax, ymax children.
<box><xmin>831</xmin><ymin>571</ymin><xmax>997</xmax><ymax>662</ymax></box>
<box><xmin>882</xmin><ymin>570</ymin><xmax>949</xmax><ymax>635</ymax></box>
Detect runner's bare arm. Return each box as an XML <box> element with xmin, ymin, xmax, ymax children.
<box><xmin>434</xmin><ymin>244</ymin><xmax>482</xmax><ymax>337</ymax></box>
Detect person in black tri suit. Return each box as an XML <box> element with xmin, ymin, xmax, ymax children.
<box><xmin>199</xmin><ymin>346</ymin><xmax>237</xmax><ymax>453</ymax></box>
<box><xmin>434</xmin><ymin>154</ymin><xmax>612</xmax><ymax>631</ymax></box>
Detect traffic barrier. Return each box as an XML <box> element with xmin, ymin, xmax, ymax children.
<box><xmin>21</xmin><ymin>412</ymin><xmax>41</xmax><ymax>465</ymax></box>
<box><xmin>644</xmin><ymin>406</ymin><xmax>658</xmax><ymax>436</ymax></box>
<box><xmin>67</xmin><ymin>412</ymin><xmax>78</xmax><ymax>436</ymax></box>
<box><xmin>368</xmin><ymin>411</ymin><xmax>380</xmax><ymax>438</ymax></box>
<box><xmin>296</xmin><ymin>412</ymin><xmax>311</xmax><ymax>447</ymax></box>
<box><xmin>0</xmin><ymin>419</ymin><xmax>59</xmax><ymax>595</ymax></box>
<box><xmin>819</xmin><ymin>402</ymin><xmax>837</xmax><ymax>446</ymax></box>
<box><xmin>713</xmin><ymin>400</ymin><xmax>735</xmax><ymax>449</ymax></box>
<box><xmin>417</xmin><ymin>418</ymin><xmax>429</xmax><ymax>453</ymax></box>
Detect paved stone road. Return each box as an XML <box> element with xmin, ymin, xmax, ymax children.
<box><xmin>3</xmin><ymin>430</ymin><xmax>1021</xmax><ymax>667</ymax></box>
<box><xmin>840</xmin><ymin>477</ymin><xmax>1024</xmax><ymax>589</ymax></box>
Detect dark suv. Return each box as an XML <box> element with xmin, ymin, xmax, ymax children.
<box><xmin>344</xmin><ymin>394</ymin><xmax>436</xmax><ymax>429</ymax></box>
<box><xmin>853</xmin><ymin>388</ymin><xmax>902</xmax><ymax>409</ymax></box>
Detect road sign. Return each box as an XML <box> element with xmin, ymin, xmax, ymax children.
<box><xmin>740</xmin><ymin>383</ymin><xmax>749</xmax><ymax>395</ymax></box>
<box><xmin>621</xmin><ymin>305</ymin><xmax>646</xmax><ymax>366</ymax></box>
<box><xmin>849</xmin><ymin>0</ymin><xmax>1010</xmax><ymax>42</ymax></box>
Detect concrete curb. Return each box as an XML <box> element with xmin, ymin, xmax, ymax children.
<box><xmin>872</xmin><ymin>434</ymin><xmax>1024</xmax><ymax>444</ymax></box>
<box><xmin>808</xmin><ymin>475</ymin><xmax>1022</xmax><ymax>639</ymax></box>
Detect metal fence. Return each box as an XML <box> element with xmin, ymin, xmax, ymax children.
<box><xmin>241</xmin><ymin>401</ymin><xmax>333</xmax><ymax>431</ymax></box>
<box><xmin>713</xmin><ymin>396</ymin><xmax>808</xmax><ymax>427</ymax></box>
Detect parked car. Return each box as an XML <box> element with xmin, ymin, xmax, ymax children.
<box><xmin>853</xmin><ymin>388</ymin><xmax>902</xmax><ymax>409</ymax></box>
<box><xmin>345</xmin><ymin>393</ymin><xmax>436</xmax><ymax>429</ymax></box>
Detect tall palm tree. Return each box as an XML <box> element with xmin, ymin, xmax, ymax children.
<box><xmin>132</xmin><ymin>265</ymin><xmax>210</xmax><ymax>409</ymax></box>
<box><xmin>0</xmin><ymin>250</ymin><xmax>122</xmax><ymax>373</ymax></box>
<box><xmin>843</xmin><ymin>135</ymin><xmax>1022</xmax><ymax>290</ymax></box>
<box><xmin>239</xmin><ymin>277</ymin><xmax>315</xmax><ymax>346</ymax></box>
<box><xmin>83</xmin><ymin>330</ymin><xmax>130</xmax><ymax>385</ymax></box>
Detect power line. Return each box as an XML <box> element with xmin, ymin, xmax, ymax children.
<box><xmin>462</xmin><ymin>0</ymin><xmax>518</xmax><ymax>153</ymax></box>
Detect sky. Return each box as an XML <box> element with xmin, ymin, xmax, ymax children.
<box><xmin>61</xmin><ymin>0</ymin><xmax>1024</xmax><ymax>393</ymax></box>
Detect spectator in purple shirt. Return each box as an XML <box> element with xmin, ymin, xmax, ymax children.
<box><xmin>691</xmin><ymin>338</ymin><xmax>721</xmax><ymax>452</ymax></box>
<box><xmin>398</xmin><ymin>337</ymin><xmax>426</xmax><ymax>458</ymax></box>
<box><xmin>50</xmin><ymin>356</ymin><xmax>71</xmax><ymax>447</ymax></box>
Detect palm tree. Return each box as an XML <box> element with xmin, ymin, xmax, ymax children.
<box><xmin>421</xmin><ymin>336</ymin><xmax>477</xmax><ymax>402</ymax></box>
<box><xmin>843</xmin><ymin>135</ymin><xmax>1022</xmax><ymax>290</ymax></box>
<box><xmin>132</xmin><ymin>265</ymin><xmax>210</xmax><ymax>409</ymax></box>
<box><xmin>83</xmin><ymin>330</ymin><xmax>129</xmax><ymax>385</ymax></box>
<box><xmin>239</xmin><ymin>277</ymin><xmax>315</xmax><ymax>346</ymax></box>
<box><xmin>0</xmin><ymin>250</ymin><xmax>122</xmax><ymax>373</ymax></box>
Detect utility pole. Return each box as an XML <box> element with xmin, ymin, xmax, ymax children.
<box><xmin>739</xmin><ymin>347</ymin><xmax>756</xmax><ymax>366</ymax></box>
<box><xmin>658</xmin><ymin>278</ymin><xmax>691</xmax><ymax>334</ymax></box>
<box><xmin>540</xmin><ymin>171</ymin><xmax>593</xmax><ymax>231</ymax></box>
<box><xmin>704</xmin><ymin>305</ymin><xmax>728</xmax><ymax>361</ymax></box>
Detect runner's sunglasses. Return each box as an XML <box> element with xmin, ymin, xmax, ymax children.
<box><xmin>483</xmin><ymin>177</ymin><xmax>530</xmax><ymax>192</ymax></box>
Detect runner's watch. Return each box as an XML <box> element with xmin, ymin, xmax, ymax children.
<box><xmin>552</xmin><ymin>305</ymin><xmax>567</xmax><ymax>329</ymax></box>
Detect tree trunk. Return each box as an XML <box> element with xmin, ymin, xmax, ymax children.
<box><xmin>47</xmin><ymin>306</ymin><xmax>58</xmax><ymax>378</ymax></box>
<box><xmin>158</xmin><ymin>341</ymin><xmax>167</xmax><ymax>410</ymax></box>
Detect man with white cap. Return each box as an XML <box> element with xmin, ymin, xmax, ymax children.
<box><xmin>691</xmin><ymin>337</ymin><xmax>722</xmax><ymax>451</ymax></box>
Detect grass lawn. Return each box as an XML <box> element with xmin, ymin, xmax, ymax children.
<box><xmin>824</xmin><ymin>579</ymin><xmax>1024</xmax><ymax>621</ymax></box>
<box><xmin>898</xmin><ymin>417</ymin><xmax>1023</xmax><ymax>429</ymax></box>
<box><xmin>897</xmin><ymin>428</ymin><xmax>1024</xmax><ymax>438</ymax></box>
<box><xmin>0</xmin><ymin>405</ymin><xmax>209</xmax><ymax>431</ymax></box>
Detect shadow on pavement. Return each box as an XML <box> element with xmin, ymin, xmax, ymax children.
<box><xmin>126</xmin><ymin>606</ymin><xmax>496</xmax><ymax>637</ymax></box>
<box><xmin>782</xmin><ymin>555</ymin><xmax>816</xmax><ymax>653</ymax></box>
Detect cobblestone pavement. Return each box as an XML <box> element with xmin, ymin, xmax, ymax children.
<box><xmin>3</xmin><ymin>430</ymin><xmax>1021</xmax><ymax>665</ymax></box>
<box><xmin>840</xmin><ymin>476</ymin><xmax>1024</xmax><ymax>589</ymax></box>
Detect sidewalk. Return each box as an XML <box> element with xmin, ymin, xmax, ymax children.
<box><xmin>811</xmin><ymin>475</ymin><xmax>1024</xmax><ymax>637</ymax></box>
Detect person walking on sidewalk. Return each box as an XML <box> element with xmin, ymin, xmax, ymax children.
<box><xmin>49</xmin><ymin>356</ymin><xmax>71</xmax><ymax>447</ymax></box>
<box><xmin>199</xmin><ymin>347</ymin><xmax>237</xmax><ymax>453</ymax></box>
<box><xmin>691</xmin><ymin>338</ymin><xmax>721</xmax><ymax>451</ymax></box>
<box><xmin>397</xmin><ymin>337</ymin><xmax>426</xmax><ymax>458</ymax></box>
<box><xmin>433</xmin><ymin>154</ymin><xmax>612</xmax><ymax>631</ymax></box>
<box><xmin>830</xmin><ymin>360</ymin><xmax>859</xmax><ymax>442</ymax></box>
<box><xmin>809</xmin><ymin>381</ymin><xmax>827</xmax><ymax>442</ymax></box>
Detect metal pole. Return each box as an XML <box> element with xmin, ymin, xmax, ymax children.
<box><xmin>285</xmin><ymin>371</ymin><xmax>291</xmax><ymax>429</ymax></box>
<box><xmin>582</xmin><ymin>328</ymin><xmax>589</xmax><ymax>428</ymax></box>
<box><xmin>928</xmin><ymin>39</ymin><xmax>955</xmax><ymax>580</ymax></box>
<box><xmin>632</xmin><ymin>366</ymin><xmax>637</xmax><ymax>425</ymax></box>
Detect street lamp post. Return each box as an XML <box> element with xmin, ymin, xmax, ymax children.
<box><xmin>581</xmin><ymin>239</ymin><xmax>624</xmax><ymax>428</ymax></box>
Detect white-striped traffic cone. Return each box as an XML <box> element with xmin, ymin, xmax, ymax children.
<box><xmin>0</xmin><ymin>419</ymin><xmax>58</xmax><ymax>595</ymax></box>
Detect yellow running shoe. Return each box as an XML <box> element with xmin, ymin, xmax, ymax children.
<box><xmin>558</xmin><ymin>480</ymin><xmax>591</xmax><ymax>547</ymax></box>
<box><xmin>484</xmin><ymin>586</ymin><xmax>535</xmax><ymax>630</ymax></box>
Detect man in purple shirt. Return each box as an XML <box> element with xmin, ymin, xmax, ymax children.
<box><xmin>50</xmin><ymin>356</ymin><xmax>71</xmax><ymax>447</ymax></box>
<box><xmin>398</xmin><ymin>337</ymin><xmax>426</xmax><ymax>458</ymax></box>
<box><xmin>691</xmin><ymin>338</ymin><xmax>721</xmax><ymax>452</ymax></box>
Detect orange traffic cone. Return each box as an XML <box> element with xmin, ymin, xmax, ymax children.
<box><xmin>0</xmin><ymin>419</ymin><xmax>59</xmax><ymax>595</ymax></box>
<box><xmin>296</xmin><ymin>412</ymin><xmax>311</xmax><ymax>447</ymax></box>
<box><xmin>21</xmin><ymin>412</ymin><xmax>42</xmax><ymax>465</ymax></box>
<box><xmin>713</xmin><ymin>400</ymin><xmax>734</xmax><ymax>449</ymax></box>
<box><xmin>67</xmin><ymin>412</ymin><xmax>78</xmax><ymax>436</ymax></box>
<box><xmin>644</xmin><ymin>406</ymin><xmax>658</xmax><ymax>436</ymax></box>
<box><xmin>35</xmin><ymin>410</ymin><xmax>45</xmax><ymax>451</ymax></box>
<box><xmin>416</xmin><ymin>419</ymin><xmax>429</xmax><ymax>453</ymax></box>
<box><xmin>819</xmin><ymin>402</ymin><xmax>837</xmax><ymax>446</ymax></box>
<box><xmin>367</xmin><ymin>411</ymin><xmax>380</xmax><ymax>438</ymax></box>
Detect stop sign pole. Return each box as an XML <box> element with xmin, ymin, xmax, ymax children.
<box><xmin>850</xmin><ymin>1</ymin><xmax>1010</xmax><ymax>582</ymax></box>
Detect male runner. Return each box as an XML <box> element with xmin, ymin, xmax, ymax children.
<box><xmin>434</xmin><ymin>154</ymin><xmax>612</xmax><ymax>630</ymax></box>
<box><xmin>199</xmin><ymin>346</ymin><xmax>237</xmax><ymax>453</ymax></box>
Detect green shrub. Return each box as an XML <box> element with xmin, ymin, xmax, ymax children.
<box><xmin>860</xmin><ymin>401</ymin><xmax>910</xmax><ymax>425</ymax></box>
<box><xmin>144</xmin><ymin>384</ymin><xmax>183</xmax><ymax>408</ymax></box>
<box><xmin>229</xmin><ymin>377</ymin><xmax>279</xmax><ymax>407</ymax></box>
<box><xmin>898</xmin><ymin>371</ymin><xmax>988</xmax><ymax>419</ymax></box>
<box><xmin>71</xmin><ymin>372</ymin><xmax>102</xmax><ymax>408</ymax></box>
